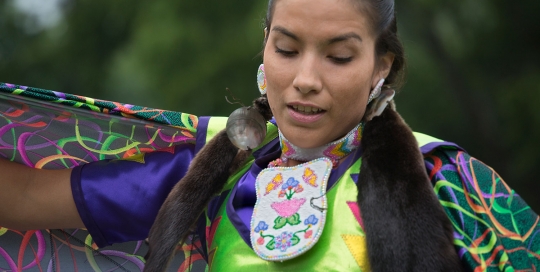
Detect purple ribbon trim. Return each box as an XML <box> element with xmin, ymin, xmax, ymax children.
<box><xmin>226</xmin><ymin>138</ymin><xmax>363</xmax><ymax>248</ymax></box>
<box><xmin>420</xmin><ymin>141</ymin><xmax>463</xmax><ymax>154</ymax></box>
<box><xmin>195</xmin><ymin>116</ymin><xmax>210</xmax><ymax>153</ymax></box>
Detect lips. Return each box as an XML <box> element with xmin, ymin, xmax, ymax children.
<box><xmin>287</xmin><ymin>103</ymin><xmax>325</xmax><ymax>123</ymax></box>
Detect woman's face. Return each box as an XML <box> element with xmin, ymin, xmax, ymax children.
<box><xmin>264</xmin><ymin>0</ymin><xmax>393</xmax><ymax>148</ymax></box>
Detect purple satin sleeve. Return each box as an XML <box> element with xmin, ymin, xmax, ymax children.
<box><xmin>70</xmin><ymin>144</ymin><xmax>195</xmax><ymax>247</ymax></box>
<box><xmin>70</xmin><ymin>117</ymin><xmax>211</xmax><ymax>247</ymax></box>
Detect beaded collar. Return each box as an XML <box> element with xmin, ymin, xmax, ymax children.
<box><xmin>270</xmin><ymin>123</ymin><xmax>364</xmax><ymax>167</ymax></box>
<box><xmin>252</xmin><ymin>123</ymin><xmax>363</xmax><ymax>260</ymax></box>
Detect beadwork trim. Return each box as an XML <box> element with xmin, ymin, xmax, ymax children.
<box><xmin>278</xmin><ymin>122</ymin><xmax>363</xmax><ymax>164</ymax></box>
<box><xmin>251</xmin><ymin>158</ymin><xmax>332</xmax><ymax>261</ymax></box>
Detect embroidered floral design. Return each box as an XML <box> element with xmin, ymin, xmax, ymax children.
<box><xmin>297</xmin><ymin>214</ymin><xmax>319</xmax><ymax>239</ymax></box>
<box><xmin>254</xmin><ymin>221</ymin><xmax>274</xmax><ymax>247</ymax></box>
<box><xmin>265</xmin><ymin>173</ymin><xmax>283</xmax><ymax>195</ymax></box>
<box><xmin>256</xmin><ymin>228</ymin><xmax>296</xmax><ymax>251</ymax></box>
<box><xmin>271</xmin><ymin>198</ymin><xmax>306</xmax><ymax>229</ymax></box>
<box><xmin>265</xmin><ymin>231</ymin><xmax>301</xmax><ymax>252</ymax></box>
<box><xmin>251</xmin><ymin>158</ymin><xmax>332</xmax><ymax>260</ymax></box>
<box><xmin>276</xmin><ymin>232</ymin><xmax>293</xmax><ymax>252</ymax></box>
<box><xmin>304</xmin><ymin>214</ymin><xmax>319</xmax><ymax>226</ymax></box>
<box><xmin>272</xmin><ymin>178</ymin><xmax>308</xmax><ymax>229</ymax></box>
<box><xmin>279</xmin><ymin>177</ymin><xmax>304</xmax><ymax>199</ymax></box>
<box><xmin>254</xmin><ymin>221</ymin><xmax>269</xmax><ymax>233</ymax></box>
<box><xmin>302</xmin><ymin>167</ymin><xmax>318</xmax><ymax>187</ymax></box>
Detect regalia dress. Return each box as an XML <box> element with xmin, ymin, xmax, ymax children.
<box><xmin>1</xmin><ymin>82</ymin><xmax>539</xmax><ymax>271</ymax></box>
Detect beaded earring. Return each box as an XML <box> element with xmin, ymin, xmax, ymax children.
<box><xmin>367</xmin><ymin>78</ymin><xmax>385</xmax><ymax>104</ymax></box>
<box><xmin>225</xmin><ymin>66</ymin><xmax>270</xmax><ymax>150</ymax></box>
<box><xmin>257</xmin><ymin>64</ymin><xmax>267</xmax><ymax>95</ymax></box>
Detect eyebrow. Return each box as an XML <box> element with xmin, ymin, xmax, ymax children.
<box><xmin>328</xmin><ymin>33</ymin><xmax>362</xmax><ymax>44</ymax></box>
<box><xmin>272</xmin><ymin>26</ymin><xmax>299</xmax><ymax>41</ymax></box>
<box><xmin>271</xmin><ymin>26</ymin><xmax>362</xmax><ymax>44</ymax></box>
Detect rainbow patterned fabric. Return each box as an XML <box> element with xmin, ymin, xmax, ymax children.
<box><xmin>0</xmin><ymin>82</ymin><xmax>200</xmax><ymax>271</ymax></box>
<box><xmin>0</xmin><ymin>82</ymin><xmax>539</xmax><ymax>271</ymax></box>
<box><xmin>425</xmin><ymin>148</ymin><xmax>540</xmax><ymax>271</ymax></box>
<box><xmin>0</xmin><ymin>82</ymin><xmax>197</xmax><ymax>165</ymax></box>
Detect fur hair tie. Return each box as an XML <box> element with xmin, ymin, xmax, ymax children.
<box><xmin>358</xmin><ymin>107</ymin><xmax>462</xmax><ymax>271</ymax></box>
<box><xmin>144</xmin><ymin>96</ymin><xmax>463</xmax><ymax>271</ymax></box>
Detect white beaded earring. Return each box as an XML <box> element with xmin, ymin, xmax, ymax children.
<box><xmin>367</xmin><ymin>78</ymin><xmax>385</xmax><ymax>104</ymax></box>
<box><xmin>257</xmin><ymin>64</ymin><xmax>267</xmax><ymax>95</ymax></box>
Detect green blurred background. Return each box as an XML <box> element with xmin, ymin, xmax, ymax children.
<box><xmin>1</xmin><ymin>0</ymin><xmax>539</xmax><ymax>211</ymax></box>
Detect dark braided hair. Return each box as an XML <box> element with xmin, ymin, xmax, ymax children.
<box><xmin>146</xmin><ymin>1</ymin><xmax>461</xmax><ymax>271</ymax></box>
<box><xmin>144</xmin><ymin>96</ymin><xmax>273</xmax><ymax>272</ymax></box>
<box><xmin>261</xmin><ymin>1</ymin><xmax>461</xmax><ymax>271</ymax></box>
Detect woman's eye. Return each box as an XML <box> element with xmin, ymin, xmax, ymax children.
<box><xmin>329</xmin><ymin>56</ymin><xmax>353</xmax><ymax>64</ymax></box>
<box><xmin>275</xmin><ymin>48</ymin><xmax>297</xmax><ymax>57</ymax></box>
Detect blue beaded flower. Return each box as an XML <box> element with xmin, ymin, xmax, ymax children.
<box><xmin>254</xmin><ymin>221</ymin><xmax>269</xmax><ymax>233</ymax></box>
<box><xmin>304</xmin><ymin>214</ymin><xmax>319</xmax><ymax>226</ymax></box>
<box><xmin>282</xmin><ymin>177</ymin><xmax>300</xmax><ymax>190</ymax></box>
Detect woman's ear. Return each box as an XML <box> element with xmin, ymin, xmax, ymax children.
<box><xmin>373</xmin><ymin>52</ymin><xmax>395</xmax><ymax>87</ymax></box>
<box><xmin>262</xmin><ymin>27</ymin><xmax>269</xmax><ymax>50</ymax></box>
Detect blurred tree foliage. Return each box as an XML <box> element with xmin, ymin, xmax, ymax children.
<box><xmin>0</xmin><ymin>0</ymin><xmax>538</xmax><ymax>210</ymax></box>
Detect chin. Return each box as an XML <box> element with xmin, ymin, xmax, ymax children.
<box><xmin>277</xmin><ymin>118</ymin><xmax>334</xmax><ymax>148</ymax></box>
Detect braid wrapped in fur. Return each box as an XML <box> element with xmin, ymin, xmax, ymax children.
<box><xmin>143</xmin><ymin>96</ymin><xmax>272</xmax><ymax>272</ymax></box>
<box><xmin>358</xmin><ymin>105</ymin><xmax>462</xmax><ymax>271</ymax></box>
<box><xmin>144</xmin><ymin>90</ymin><xmax>462</xmax><ymax>271</ymax></box>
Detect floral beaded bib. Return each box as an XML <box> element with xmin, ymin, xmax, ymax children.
<box><xmin>250</xmin><ymin>158</ymin><xmax>332</xmax><ymax>261</ymax></box>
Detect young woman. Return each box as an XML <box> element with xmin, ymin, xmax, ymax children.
<box><xmin>1</xmin><ymin>0</ymin><xmax>539</xmax><ymax>271</ymax></box>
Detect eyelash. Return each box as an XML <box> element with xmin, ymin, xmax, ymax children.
<box><xmin>329</xmin><ymin>56</ymin><xmax>353</xmax><ymax>64</ymax></box>
<box><xmin>275</xmin><ymin>48</ymin><xmax>296</xmax><ymax>57</ymax></box>
<box><xmin>275</xmin><ymin>47</ymin><xmax>353</xmax><ymax>64</ymax></box>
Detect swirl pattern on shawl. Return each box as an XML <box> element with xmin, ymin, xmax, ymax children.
<box><xmin>0</xmin><ymin>82</ymin><xmax>538</xmax><ymax>271</ymax></box>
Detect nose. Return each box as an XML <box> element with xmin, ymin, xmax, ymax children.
<box><xmin>292</xmin><ymin>55</ymin><xmax>322</xmax><ymax>94</ymax></box>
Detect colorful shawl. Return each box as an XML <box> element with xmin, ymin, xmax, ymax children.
<box><xmin>0</xmin><ymin>82</ymin><xmax>538</xmax><ymax>271</ymax></box>
<box><xmin>0</xmin><ymin>82</ymin><xmax>201</xmax><ymax>271</ymax></box>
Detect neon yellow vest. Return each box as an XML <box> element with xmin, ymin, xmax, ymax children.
<box><xmin>203</xmin><ymin>117</ymin><xmax>445</xmax><ymax>271</ymax></box>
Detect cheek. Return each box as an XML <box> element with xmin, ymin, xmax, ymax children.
<box><xmin>264</xmin><ymin>64</ymin><xmax>279</xmax><ymax>110</ymax></box>
<box><xmin>330</xmin><ymin>79</ymin><xmax>370</xmax><ymax>122</ymax></box>
<box><xmin>264</xmin><ymin>56</ymin><xmax>291</xmax><ymax>99</ymax></box>
<box><xmin>339</xmin><ymin>92</ymin><xmax>366</xmax><ymax>118</ymax></box>
<box><xmin>263</xmin><ymin>65</ymin><xmax>282</xmax><ymax>118</ymax></box>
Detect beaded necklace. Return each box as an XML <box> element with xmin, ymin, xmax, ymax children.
<box><xmin>252</xmin><ymin>122</ymin><xmax>364</xmax><ymax>261</ymax></box>
<box><xmin>269</xmin><ymin>122</ymin><xmax>364</xmax><ymax>167</ymax></box>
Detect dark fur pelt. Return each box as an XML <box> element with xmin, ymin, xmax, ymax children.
<box><xmin>144</xmin><ymin>131</ymin><xmax>251</xmax><ymax>272</ymax></box>
<box><xmin>357</xmin><ymin>107</ymin><xmax>462</xmax><ymax>271</ymax></box>
<box><xmin>144</xmin><ymin>96</ymin><xmax>271</xmax><ymax>272</ymax></box>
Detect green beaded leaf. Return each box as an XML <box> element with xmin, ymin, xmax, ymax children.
<box><xmin>266</xmin><ymin>239</ymin><xmax>276</xmax><ymax>251</ymax></box>
<box><xmin>291</xmin><ymin>234</ymin><xmax>300</xmax><ymax>246</ymax></box>
<box><xmin>274</xmin><ymin>217</ymin><xmax>287</xmax><ymax>229</ymax></box>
